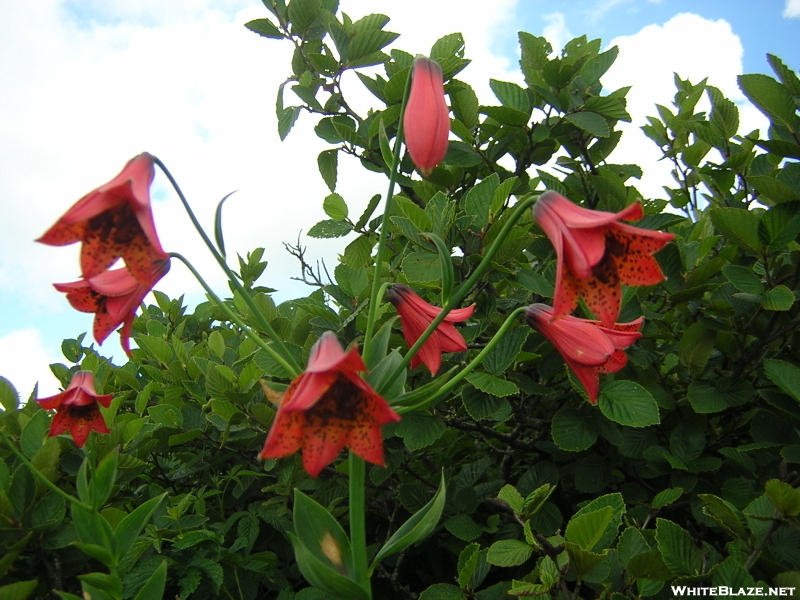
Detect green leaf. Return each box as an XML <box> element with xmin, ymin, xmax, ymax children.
<box><xmin>760</xmin><ymin>201</ymin><xmax>800</xmax><ymax>249</ymax></box>
<box><xmin>89</xmin><ymin>448</ymin><xmax>118</xmax><ymax>510</ymax></box>
<box><xmin>709</xmin><ymin>207</ymin><xmax>761</xmax><ymax>251</ymax></box>
<box><xmin>277</xmin><ymin>106</ymin><xmax>301</xmax><ymax>141</ymax></box>
<box><xmin>762</xmin><ymin>285</ymin><xmax>795</xmax><ymax>311</ymax></box>
<box><xmin>20</xmin><ymin>410</ymin><xmax>49</xmax><ymax>460</ymax></box>
<box><xmin>738</xmin><ymin>74</ymin><xmax>799</xmax><ymax>129</ymax></box>
<box><xmin>323</xmin><ymin>193</ymin><xmax>348</xmax><ymax>221</ymax></box>
<box><xmin>564</xmin><ymin>542</ymin><xmax>606</xmax><ymax>577</ymax></box>
<box><xmin>0</xmin><ymin>580</ymin><xmax>38</xmax><ymax>600</ymax></box>
<box><xmin>765</xmin><ymin>479</ymin><xmax>800</xmax><ymax>517</ymax></box>
<box><xmin>678</xmin><ymin>322</ymin><xmax>715</xmax><ymax>374</ymax></box>
<box><xmin>482</xmin><ymin>328</ymin><xmax>528</xmax><ymax>376</ymax></box>
<box><xmin>617</xmin><ymin>527</ymin><xmax>649</xmax><ymax>568</ymax></box>
<box><xmin>133</xmin><ymin>560</ymin><xmax>168</xmax><ymax>600</ymax></box>
<box><xmin>402</xmin><ymin>251</ymin><xmax>441</xmax><ymax>283</ymax></box>
<box><xmin>565</xmin><ymin>112</ymin><xmax>610</xmax><ymax>137</ymax></box>
<box><xmin>764</xmin><ymin>358</ymin><xmax>800</xmax><ymax>402</ymax></box>
<box><xmin>686</xmin><ymin>381</ymin><xmax>729</xmax><ymax>414</ymax></box>
<box><xmin>551</xmin><ymin>407</ymin><xmax>598</xmax><ymax>452</ymax></box>
<box><xmin>710</xmin><ymin>557</ymin><xmax>757</xmax><ymax>595</ymax></box>
<box><xmin>523</xmin><ymin>483</ymin><xmax>556</xmax><ymax>515</ymax></box>
<box><xmin>73</xmin><ymin>543</ymin><xmax>114</xmax><ymax>568</ymax></box>
<box><xmin>565</xmin><ymin>506</ymin><xmax>613</xmax><ymax>552</ymax></box>
<box><xmin>698</xmin><ymin>494</ymin><xmax>749</xmax><ymax>540</ymax></box>
<box><xmin>307</xmin><ymin>219</ymin><xmax>353</xmax><ymax>238</ymax></box>
<box><xmin>0</xmin><ymin>376</ymin><xmax>19</xmax><ymax>411</ymax></box>
<box><xmin>723</xmin><ymin>265</ymin><xmax>764</xmax><ymax>294</ymax></box>
<box><xmin>465</xmin><ymin>372</ymin><xmax>519</xmax><ymax>397</ymax></box>
<box><xmin>626</xmin><ymin>550</ymin><xmax>674</xmax><ymax>581</ymax></box>
<box><xmin>395</xmin><ymin>412</ymin><xmax>446</xmax><ymax>451</ymax></box>
<box><xmin>371</xmin><ymin>473</ymin><xmax>446</xmax><ymax>569</ymax></box>
<box><xmin>418</xmin><ymin>583</ymin><xmax>466</xmax><ymax>600</ymax></box>
<box><xmin>598</xmin><ymin>381</ymin><xmax>660</xmax><ymax>427</ymax></box>
<box><xmin>287</xmin><ymin>0</ymin><xmax>321</xmax><ymax>34</ymax></box>
<box><xmin>245</xmin><ymin>18</ymin><xmax>283</xmax><ymax>39</ymax></box>
<box><xmin>318</xmin><ymin>150</ymin><xmax>338</xmax><ymax>192</ymax></box>
<box><xmin>346</xmin><ymin>30</ymin><xmax>398</xmax><ymax>66</ymax></box>
<box><xmin>287</xmin><ymin>533</ymin><xmax>368</xmax><ymax>600</ymax></box>
<box><xmin>464</xmin><ymin>174</ymin><xmax>499</xmax><ymax>231</ymax></box>
<box><xmin>651</xmin><ymin>488</ymin><xmax>683</xmax><ymax>509</ymax></box>
<box><xmin>457</xmin><ymin>543</ymin><xmax>480</xmax><ymax>589</ymax></box>
<box><xmin>72</xmin><ymin>503</ymin><xmax>115</xmax><ymax>554</ymax></box>
<box><xmin>115</xmin><ymin>494</ymin><xmax>168</xmax><ymax>565</ymax></box>
<box><xmin>655</xmin><ymin>519</ymin><xmax>702</xmax><ymax>577</ymax></box>
<box><xmin>489</xmin><ymin>80</ymin><xmax>531</xmax><ymax>113</ymax></box>
<box><xmin>78</xmin><ymin>573</ymin><xmax>122</xmax><ymax>598</ymax></box>
<box><xmin>486</xmin><ymin>539</ymin><xmax>534</xmax><ymax>567</ymax></box>
<box><xmin>571</xmin><ymin>493</ymin><xmax>624</xmax><ymax>551</ymax></box>
<box><xmin>497</xmin><ymin>485</ymin><xmax>524</xmax><ymax>514</ymax></box>
<box><xmin>444</xmin><ymin>514</ymin><xmax>482</xmax><ymax>541</ymax></box>
<box><xmin>748</xmin><ymin>175</ymin><xmax>800</xmax><ymax>203</ymax></box>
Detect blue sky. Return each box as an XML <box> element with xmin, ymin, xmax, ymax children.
<box><xmin>0</xmin><ymin>0</ymin><xmax>798</xmax><ymax>399</ymax></box>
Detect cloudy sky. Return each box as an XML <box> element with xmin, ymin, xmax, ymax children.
<box><xmin>1</xmin><ymin>0</ymin><xmax>797</xmax><ymax>399</ymax></box>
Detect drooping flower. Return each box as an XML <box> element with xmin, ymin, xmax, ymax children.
<box><xmin>525</xmin><ymin>303</ymin><xmax>643</xmax><ymax>404</ymax></box>
<box><xmin>37</xmin><ymin>371</ymin><xmax>113</xmax><ymax>447</ymax></box>
<box><xmin>54</xmin><ymin>259</ymin><xmax>170</xmax><ymax>356</ymax></box>
<box><xmin>37</xmin><ymin>153</ymin><xmax>169</xmax><ymax>286</ymax></box>
<box><xmin>533</xmin><ymin>191</ymin><xmax>675</xmax><ymax>327</ymax></box>
<box><xmin>387</xmin><ymin>284</ymin><xmax>475</xmax><ymax>375</ymax></box>
<box><xmin>258</xmin><ymin>332</ymin><xmax>400</xmax><ymax>477</ymax></box>
<box><xmin>403</xmin><ymin>57</ymin><xmax>450</xmax><ymax>176</ymax></box>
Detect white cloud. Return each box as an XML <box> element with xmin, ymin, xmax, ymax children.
<box><xmin>0</xmin><ymin>0</ymin><xmax>521</xmax><ymax>373</ymax></box>
<box><xmin>0</xmin><ymin>329</ymin><xmax>62</xmax><ymax>400</ymax></box>
<box><xmin>783</xmin><ymin>0</ymin><xmax>800</xmax><ymax>18</ymax></box>
<box><xmin>602</xmin><ymin>13</ymin><xmax>769</xmax><ymax>200</ymax></box>
<box><xmin>542</xmin><ymin>12</ymin><xmax>574</xmax><ymax>54</ymax></box>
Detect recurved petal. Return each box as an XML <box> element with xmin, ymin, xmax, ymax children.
<box><xmin>596</xmin><ymin>349</ymin><xmax>629</xmax><ymax>374</ymax></box>
<box><xmin>258</xmin><ymin>404</ymin><xmax>304</xmax><ymax>460</ymax></box>
<box><xmin>282</xmin><ymin>371</ymin><xmax>338</xmax><ymax>411</ymax></box>
<box><xmin>564</xmin><ymin>359</ymin><xmax>602</xmax><ymax>404</ymax></box>
<box><xmin>305</xmin><ymin>331</ymin><xmax>366</xmax><ymax>374</ymax></box>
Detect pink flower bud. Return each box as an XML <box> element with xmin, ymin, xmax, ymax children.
<box><xmin>403</xmin><ymin>57</ymin><xmax>450</xmax><ymax>175</ymax></box>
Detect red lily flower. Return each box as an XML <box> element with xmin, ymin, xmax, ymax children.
<box><xmin>533</xmin><ymin>191</ymin><xmax>674</xmax><ymax>327</ymax></box>
<box><xmin>403</xmin><ymin>57</ymin><xmax>450</xmax><ymax>176</ymax></box>
<box><xmin>37</xmin><ymin>371</ymin><xmax>113</xmax><ymax>447</ymax></box>
<box><xmin>258</xmin><ymin>332</ymin><xmax>400</xmax><ymax>477</ymax></box>
<box><xmin>387</xmin><ymin>284</ymin><xmax>475</xmax><ymax>375</ymax></box>
<box><xmin>54</xmin><ymin>259</ymin><xmax>170</xmax><ymax>356</ymax></box>
<box><xmin>525</xmin><ymin>303</ymin><xmax>643</xmax><ymax>404</ymax></box>
<box><xmin>37</xmin><ymin>153</ymin><xmax>168</xmax><ymax>286</ymax></box>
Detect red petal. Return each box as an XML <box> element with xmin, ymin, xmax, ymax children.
<box><xmin>597</xmin><ymin>349</ymin><xmax>628</xmax><ymax>374</ymax></box>
<box><xmin>565</xmin><ymin>359</ymin><xmax>601</xmax><ymax>404</ymax></box>
<box><xmin>283</xmin><ymin>371</ymin><xmax>338</xmax><ymax>411</ymax></box>
<box><xmin>403</xmin><ymin>57</ymin><xmax>450</xmax><ymax>174</ymax></box>
<box><xmin>305</xmin><ymin>332</ymin><xmax>366</xmax><ymax>374</ymax></box>
<box><xmin>541</xmin><ymin>316</ymin><xmax>614</xmax><ymax>366</ymax></box>
<box><xmin>578</xmin><ymin>256</ymin><xmax>622</xmax><ymax>328</ymax></box>
<box><xmin>259</xmin><ymin>404</ymin><xmax>304</xmax><ymax>460</ymax></box>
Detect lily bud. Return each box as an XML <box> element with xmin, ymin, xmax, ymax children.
<box><xmin>403</xmin><ymin>57</ymin><xmax>449</xmax><ymax>175</ymax></box>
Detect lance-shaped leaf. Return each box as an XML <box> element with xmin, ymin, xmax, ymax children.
<box><xmin>291</xmin><ymin>489</ymin><xmax>367</xmax><ymax>598</ymax></box>
<box><xmin>114</xmin><ymin>493</ymin><xmax>168</xmax><ymax>564</ymax></box>
<box><xmin>370</xmin><ymin>472</ymin><xmax>446</xmax><ymax>570</ymax></box>
<box><xmin>214</xmin><ymin>192</ymin><xmax>237</xmax><ymax>259</ymax></box>
<box><xmin>133</xmin><ymin>560</ymin><xmax>168</xmax><ymax>600</ymax></box>
<box><xmin>89</xmin><ymin>448</ymin><xmax>118</xmax><ymax>510</ymax></box>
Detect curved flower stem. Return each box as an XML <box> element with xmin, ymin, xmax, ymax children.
<box><xmin>382</xmin><ymin>195</ymin><xmax>539</xmax><ymax>389</ymax></box>
<box><xmin>153</xmin><ymin>156</ymin><xmax>301</xmax><ymax>375</ymax></box>
<box><xmin>0</xmin><ymin>429</ymin><xmax>91</xmax><ymax>511</ymax></box>
<box><xmin>349</xmin><ymin>453</ymin><xmax>370</xmax><ymax>597</ymax></box>
<box><xmin>170</xmin><ymin>252</ymin><xmax>300</xmax><ymax>377</ymax></box>
<box><xmin>362</xmin><ymin>70</ymin><xmax>413</xmax><ymax>360</ymax></box>
<box><xmin>397</xmin><ymin>306</ymin><xmax>527</xmax><ymax>414</ymax></box>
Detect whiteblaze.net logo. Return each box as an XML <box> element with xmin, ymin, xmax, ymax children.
<box><xmin>671</xmin><ymin>586</ymin><xmax>796</xmax><ymax>597</ymax></box>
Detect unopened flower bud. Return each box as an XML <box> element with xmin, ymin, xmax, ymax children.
<box><xmin>403</xmin><ymin>57</ymin><xmax>450</xmax><ymax>175</ymax></box>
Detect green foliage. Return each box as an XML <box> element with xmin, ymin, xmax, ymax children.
<box><xmin>2</xmin><ymin>3</ymin><xmax>800</xmax><ymax>599</ymax></box>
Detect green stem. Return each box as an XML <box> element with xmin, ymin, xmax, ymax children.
<box><xmin>397</xmin><ymin>307</ymin><xmax>527</xmax><ymax>414</ymax></box>
<box><xmin>153</xmin><ymin>156</ymin><xmax>301</xmax><ymax>375</ymax></box>
<box><xmin>0</xmin><ymin>429</ymin><xmax>91</xmax><ymax>511</ymax></box>
<box><xmin>170</xmin><ymin>252</ymin><xmax>299</xmax><ymax>377</ymax></box>
<box><xmin>362</xmin><ymin>70</ymin><xmax>413</xmax><ymax>360</ymax></box>
<box><xmin>349</xmin><ymin>452</ymin><xmax>371</xmax><ymax>597</ymax></box>
<box><xmin>380</xmin><ymin>196</ymin><xmax>538</xmax><ymax>392</ymax></box>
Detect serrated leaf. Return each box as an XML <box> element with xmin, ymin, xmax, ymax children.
<box><xmin>486</xmin><ymin>539</ymin><xmax>533</xmax><ymax>567</ymax></box>
<box><xmin>762</xmin><ymin>285</ymin><xmax>794</xmax><ymax>311</ymax></box>
<box><xmin>738</xmin><ymin>73</ymin><xmax>799</xmax><ymax>129</ymax></box>
<box><xmin>465</xmin><ymin>372</ymin><xmax>519</xmax><ymax>397</ymax></box>
<box><xmin>566</xmin><ymin>112</ymin><xmax>610</xmax><ymax>137</ymax></box>
<box><xmin>0</xmin><ymin>376</ymin><xmax>19</xmax><ymax>411</ymax></box>
<box><xmin>307</xmin><ymin>219</ymin><xmax>353</xmax><ymax>239</ymax></box>
<box><xmin>565</xmin><ymin>507</ymin><xmax>613</xmax><ymax>552</ymax></box>
<box><xmin>765</xmin><ymin>479</ymin><xmax>800</xmax><ymax>516</ymax></box>
<box><xmin>318</xmin><ymin>150</ymin><xmax>338</xmax><ymax>192</ymax></box>
<box><xmin>723</xmin><ymin>265</ymin><xmax>764</xmax><ymax>294</ymax></box>
<box><xmin>710</xmin><ymin>207</ymin><xmax>761</xmax><ymax>251</ymax></box>
<box><xmin>651</xmin><ymin>488</ymin><xmax>682</xmax><ymax>509</ymax></box>
<box><xmin>322</xmin><ymin>193</ymin><xmax>348</xmax><ymax>221</ymax></box>
<box><xmin>245</xmin><ymin>18</ymin><xmax>283</xmax><ymax>39</ymax></box>
<box><xmin>655</xmin><ymin>519</ymin><xmax>701</xmax><ymax>577</ymax></box>
<box><xmin>278</xmin><ymin>106</ymin><xmax>301</xmax><ymax>141</ymax></box>
<box><xmin>395</xmin><ymin>412</ymin><xmax>446</xmax><ymax>451</ymax></box>
<box><xmin>764</xmin><ymin>358</ymin><xmax>800</xmax><ymax>402</ymax></box>
<box><xmin>497</xmin><ymin>485</ymin><xmax>525</xmax><ymax>514</ymax></box>
<box><xmin>551</xmin><ymin>407</ymin><xmax>597</xmax><ymax>452</ymax></box>
<box><xmin>598</xmin><ymin>381</ymin><xmax>660</xmax><ymax>427</ymax></box>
